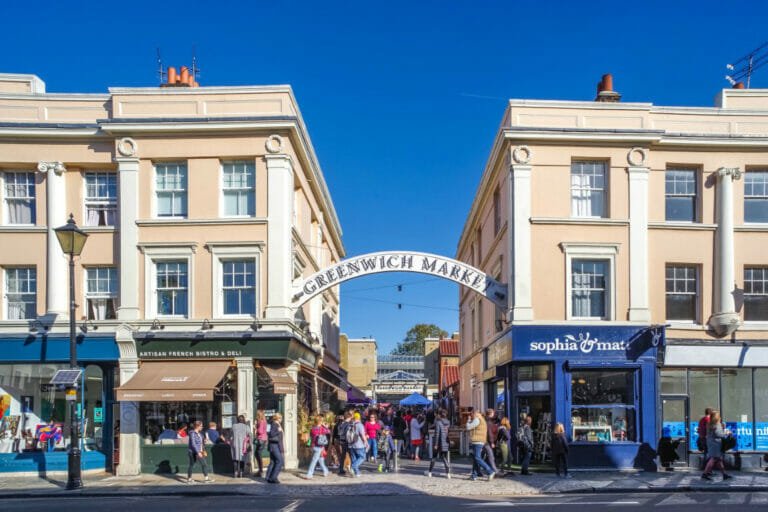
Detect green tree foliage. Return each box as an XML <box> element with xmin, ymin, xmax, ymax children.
<box><xmin>391</xmin><ymin>323</ymin><xmax>448</xmax><ymax>355</ymax></box>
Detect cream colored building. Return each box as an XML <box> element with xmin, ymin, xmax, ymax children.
<box><xmin>0</xmin><ymin>72</ymin><xmax>345</xmax><ymax>474</ymax></box>
<box><xmin>458</xmin><ymin>78</ymin><xmax>768</xmax><ymax>469</ymax></box>
<box><xmin>345</xmin><ymin>337</ymin><xmax>377</xmax><ymax>389</ymax></box>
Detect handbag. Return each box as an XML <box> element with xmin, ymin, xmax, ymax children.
<box><xmin>200</xmin><ymin>449</ymin><xmax>208</xmax><ymax>458</ymax></box>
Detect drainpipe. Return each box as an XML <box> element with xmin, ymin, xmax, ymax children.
<box><xmin>709</xmin><ymin>167</ymin><xmax>741</xmax><ymax>337</ymax></box>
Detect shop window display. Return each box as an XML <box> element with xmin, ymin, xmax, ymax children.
<box><xmin>721</xmin><ymin>368</ymin><xmax>754</xmax><ymax>451</ymax></box>
<box><xmin>688</xmin><ymin>369</ymin><xmax>719</xmax><ymax>450</ymax></box>
<box><xmin>570</xmin><ymin>370</ymin><xmax>636</xmax><ymax>442</ymax></box>
<box><xmin>756</xmin><ymin>370</ymin><xmax>768</xmax><ymax>451</ymax></box>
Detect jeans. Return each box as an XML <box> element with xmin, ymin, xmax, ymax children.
<box><xmin>521</xmin><ymin>448</ymin><xmax>532</xmax><ymax>473</ymax></box>
<box><xmin>553</xmin><ymin>453</ymin><xmax>568</xmax><ymax>476</ymax></box>
<box><xmin>254</xmin><ymin>440</ymin><xmax>266</xmax><ymax>474</ymax></box>
<box><xmin>703</xmin><ymin>456</ymin><xmax>726</xmax><ymax>475</ymax></box>
<box><xmin>471</xmin><ymin>443</ymin><xmax>493</xmax><ymax>478</ymax></box>
<box><xmin>367</xmin><ymin>438</ymin><xmax>378</xmax><ymax>461</ymax></box>
<box><xmin>307</xmin><ymin>446</ymin><xmax>328</xmax><ymax>477</ymax></box>
<box><xmin>338</xmin><ymin>443</ymin><xmax>349</xmax><ymax>474</ymax></box>
<box><xmin>483</xmin><ymin>443</ymin><xmax>498</xmax><ymax>472</ymax></box>
<box><xmin>266</xmin><ymin>443</ymin><xmax>284</xmax><ymax>482</ymax></box>
<box><xmin>428</xmin><ymin>450</ymin><xmax>451</xmax><ymax>475</ymax></box>
<box><xmin>350</xmin><ymin>447</ymin><xmax>366</xmax><ymax>475</ymax></box>
<box><xmin>187</xmin><ymin>452</ymin><xmax>209</xmax><ymax>478</ymax></box>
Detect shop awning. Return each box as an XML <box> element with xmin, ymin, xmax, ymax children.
<box><xmin>115</xmin><ymin>361</ymin><xmax>231</xmax><ymax>402</ymax></box>
<box><xmin>258</xmin><ymin>364</ymin><xmax>297</xmax><ymax>394</ymax></box>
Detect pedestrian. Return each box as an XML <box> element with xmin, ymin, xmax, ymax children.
<box><xmin>701</xmin><ymin>410</ymin><xmax>733</xmax><ymax>481</ymax></box>
<box><xmin>186</xmin><ymin>420</ymin><xmax>213</xmax><ymax>483</ymax></box>
<box><xmin>253</xmin><ymin>409</ymin><xmax>268</xmax><ymax>478</ymax></box>
<box><xmin>392</xmin><ymin>410</ymin><xmax>407</xmax><ymax>458</ymax></box>
<box><xmin>484</xmin><ymin>409</ymin><xmax>499</xmax><ymax>474</ymax></box>
<box><xmin>230</xmin><ymin>415</ymin><xmax>251</xmax><ymax>478</ymax></box>
<box><xmin>205</xmin><ymin>421</ymin><xmax>220</xmax><ymax>444</ymax></box>
<box><xmin>348</xmin><ymin>412</ymin><xmax>368</xmax><ymax>477</ymax></box>
<box><xmin>381</xmin><ymin>426</ymin><xmax>397</xmax><ymax>472</ymax></box>
<box><xmin>337</xmin><ymin>411</ymin><xmax>353</xmax><ymax>475</ymax></box>
<box><xmin>410</xmin><ymin>413</ymin><xmax>425</xmax><ymax>461</ymax></box>
<box><xmin>551</xmin><ymin>422</ymin><xmax>570</xmax><ymax>478</ymax></box>
<box><xmin>365</xmin><ymin>412</ymin><xmax>382</xmax><ymax>463</ymax></box>
<box><xmin>329</xmin><ymin>413</ymin><xmax>344</xmax><ymax>469</ymax></box>
<box><xmin>306</xmin><ymin>414</ymin><xmax>331</xmax><ymax>478</ymax></box>
<box><xmin>425</xmin><ymin>409</ymin><xmax>451</xmax><ymax>478</ymax></box>
<box><xmin>697</xmin><ymin>407</ymin><xmax>713</xmax><ymax>458</ymax></box>
<box><xmin>266</xmin><ymin>412</ymin><xmax>285</xmax><ymax>483</ymax></box>
<box><xmin>518</xmin><ymin>415</ymin><xmax>534</xmax><ymax>476</ymax></box>
<box><xmin>497</xmin><ymin>417</ymin><xmax>513</xmax><ymax>472</ymax></box>
<box><xmin>403</xmin><ymin>409</ymin><xmax>413</xmax><ymax>457</ymax></box>
<box><xmin>177</xmin><ymin>423</ymin><xmax>189</xmax><ymax>438</ymax></box>
<box><xmin>466</xmin><ymin>409</ymin><xmax>495</xmax><ymax>481</ymax></box>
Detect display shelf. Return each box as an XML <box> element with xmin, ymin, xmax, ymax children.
<box><xmin>572</xmin><ymin>425</ymin><xmax>613</xmax><ymax>443</ymax></box>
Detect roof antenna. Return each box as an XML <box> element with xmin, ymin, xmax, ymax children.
<box><xmin>157</xmin><ymin>48</ymin><xmax>166</xmax><ymax>85</ymax></box>
<box><xmin>725</xmin><ymin>41</ymin><xmax>768</xmax><ymax>88</ymax></box>
<box><xmin>191</xmin><ymin>45</ymin><xmax>201</xmax><ymax>84</ymax></box>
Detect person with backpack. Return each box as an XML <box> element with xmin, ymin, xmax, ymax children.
<box><xmin>701</xmin><ymin>410</ymin><xmax>733</xmax><ymax>481</ymax></box>
<box><xmin>305</xmin><ymin>414</ymin><xmax>331</xmax><ymax>478</ymax></box>
<box><xmin>337</xmin><ymin>411</ymin><xmax>353</xmax><ymax>475</ymax></box>
<box><xmin>518</xmin><ymin>415</ymin><xmax>534</xmax><ymax>475</ymax></box>
<box><xmin>551</xmin><ymin>422</ymin><xmax>570</xmax><ymax>478</ymax></box>
<box><xmin>348</xmin><ymin>412</ymin><xmax>367</xmax><ymax>477</ymax></box>
<box><xmin>425</xmin><ymin>409</ymin><xmax>451</xmax><ymax>478</ymax></box>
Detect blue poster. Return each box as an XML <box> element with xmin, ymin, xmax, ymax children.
<box><xmin>689</xmin><ymin>422</ymin><xmax>700</xmax><ymax>449</ymax></box>
<box><xmin>756</xmin><ymin>423</ymin><xmax>768</xmax><ymax>451</ymax></box>
<box><xmin>725</xmin><ymin>421</ymin><xmax>754</xmax><ymax>451</ymax></box>
<box><xmin>662</xmin><ymin>421</ymin><xmax>685</xmax><ymax>438</ymax></box>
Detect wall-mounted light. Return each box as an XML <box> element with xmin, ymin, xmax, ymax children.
<box><xmin>79</xmin><ymin>320</ymin><xmax>98</xmax><ymax>334</ymax></box>
<box><xmin>150</xmin><ymin>319</ymin><xmax>165</xmax><ymax>330</ymax></box>
<box><xmin>201</xmin><ymin>319</ymin><xmax>214</xmax><ymax>331</ymax></box>
<box><xmin>250</xmin><ymin>321</ymin><xmax>261</xmax><ymax>331</ymax></box>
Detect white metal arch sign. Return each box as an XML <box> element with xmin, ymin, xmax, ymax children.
<box><xmin>292</xmin><ymin>251</ymin><xmax>508</xmax><ymax>309</ymax></box>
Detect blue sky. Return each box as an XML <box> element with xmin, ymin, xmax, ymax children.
<box><xmin>3</xmin><ymin>1</ymin><xmax>767</xmax><ymax>353</ymax></box>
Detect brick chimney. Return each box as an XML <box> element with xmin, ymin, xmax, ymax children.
<box><xmin>595</xmin><ymin>73</ymin><xmax>621</xmax><ymax>102</ymax></box>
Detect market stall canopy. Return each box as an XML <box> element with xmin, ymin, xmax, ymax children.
<box><xmin>257</xmin><ymin>364</ymin><xmax>297</xmax><ymax>394</ymax></box>
<box><xmin>399</xmin><ymin>392</ymin><xmax>431</xmax><ymax>406</ymax></box>
<box><xmin>346</xmin><ymin>385</ymin><xmax>371</xmax><ymax>404</ymax></box>
<box><xmin>115</xmin><ymin>361</ymin><xmax>231</xmax><ymax>401</ymax></box>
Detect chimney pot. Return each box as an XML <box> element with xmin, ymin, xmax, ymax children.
<box><xmin>602</xmin><ymin>73</ymin><xmax>613</xmax><ymax>92</ymax></box>
<box><xmin>167</xmin><ymin>67</ymin><xmax>177</xmax><ymax>84</ymax></box>
<box><xmin>734</xmin><ymin>81</ymin><xmax>746</xmax><ymax>89</ymax></box>
<box><xmin>180</xmin><ymin>66</ymin><xmax>190</xmax><ymax>85</ymax></box>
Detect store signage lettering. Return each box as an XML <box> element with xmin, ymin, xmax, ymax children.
<box><xmin>139</xmin><ymin>350</ymin><xmax>243</xmax><ymax>359</ymax></box>
<box><xmin>293</xmin><ymin>251</ymin><xmax>508</xmax><ymax>309</ymax></box>
<box><xmin>529</xmin><ymin>333</ymin><xmax>626</xmax><ymax>355</ymax></box>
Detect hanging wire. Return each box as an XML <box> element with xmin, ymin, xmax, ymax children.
<box><xmin>341</xmin><ymin>277</ymin><xmax>440</xmax><ymax>294</ymax></box>
<box><xmin>342</xmin><ymin>294</ymin><xmax>459</xmax><ymax>312</ymax></box>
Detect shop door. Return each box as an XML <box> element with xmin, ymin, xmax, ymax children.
<box><xmin>661</xmin><ymin>397</ymin><xmax>688</xmax><ymax>467</ymax></box>
<box><xmin>516</xmin><ymin>395</ymin><xmax>552</xmax><ymax>463</ymax></box>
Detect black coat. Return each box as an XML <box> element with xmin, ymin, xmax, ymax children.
<box><xmin>433</xmin><ymin>418</ymin><xmax>450</xmax><ymax>452</ymax></box>
<box><xmin>268</xmin><ymin>420</ymin><xmax>284</xmax><ymax>453</ymax></box>
<box><xmin>551</xmin><ymin>432</ymin><xmax>569</xmax><ymax>456</ymax></box>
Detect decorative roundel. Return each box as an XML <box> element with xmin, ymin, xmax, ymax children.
<box><xmin>512</xmin><ymin>145</ymin><xmax>532</xmax><ymax>165</ymax></box>
<box><xmin>265</xmin><ymin>134</ymin><xmax>284</xmax><ymax>154</ymax></box>
<box><xmin>117</xmin><ymin>137</ymin><xmax>138</xmax><ymax>157</ymax></box>
<box><xmin>627</xmin><ymin>147</ymin><xmax>647</xmax><ymax>167</ymax></box>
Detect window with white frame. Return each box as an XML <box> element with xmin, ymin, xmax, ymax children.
<box><xmin>744</xmin><ymin>267</ymin><xmax>768</xmax><ymax>321</ymax></box>
<box><xmin>155</xmin><ymin>163</ymin><xmax>187</xmax><ymax>218</ymax></box>
<box><xmin>156</xmin><ymin>261</ymin><xmax>188</xmax><ymax>316</ymax></box>
<box><xmin>745</xmin><ymin>170</ymin><xmax>768</xmax><ymax>223</ymax></box>
<box><xmin>5</xmin><ymin>267</ymin><xmax>36</xmax><ymax>319</ymax></box>
<box><xmin>84</xmin><ymin>172</ymin><xmax>117</xmax><ymax>226</ymax></box>
<box><xmin>222</xmin><ymin>260</ymin><xmax>256</xmax><ymax>315</ymax></box>
<box><xmin>85</xmin><ymin>267</ymin><xmax>117</xmax><ymax>320</ymax></box>
<box><xmin>665</xmin><ymin>168</ymin><xmax>697</xmax><ymax>222</ymax></box>
<box><xmin>3</xmin><ymin>172</ymin><xmax>36</xmax><ymax>225</ymax></box>
<box><xmin>571</xmin><ymin>259</ymin><xmax>608</xmax><ymax>319</ymax></box>
<box><xmin>571</xmin><ymin>161</ymin><xmax>607</xmax><ymax>218</ymax></box>
<box><xmin>666</xmin><ymin>265</ymin><xmax>698</xmax><ymax>322</ymax></box>
<box><xmin>222</xmin><ymin>161</ymin><xmax>255</xmax><ymax>217</ymax></box>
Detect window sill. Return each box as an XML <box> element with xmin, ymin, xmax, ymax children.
<box><xmin>531</xmin><ymin>217</ymin><xmax>629</xmax><ymax>226</ymax></box>
<box><xmin>739</xmin><ymin>322</ymin><xmax>768</xmax><ymax>330</ymax></box>
<box><xmin>81</xmin><ymin>226</ymin><xmax>117</xmax><ymax>233</ymax></box>
<box><xmin>0</xmin><ymin>225</ymin><xmax>46</xmax><ymax>233</ymax></box>
<box><xmin>649</xmin><ymin>222</ymin><xmax>716</xmax><ymax>231</ymax></box>
<box><xmin>735</xmin><ymin>224</ymin><xmax>768</xmax><ymax>232</ymax></box>
<box><xmin>666</xmin><ymin>322</ymin><xmax>704</xmax><ymax>330</ymax></box>
<box><xmin>138</xmin><ymin>218</ymin><xmax>267</xmax><ymax>227</ymax></box>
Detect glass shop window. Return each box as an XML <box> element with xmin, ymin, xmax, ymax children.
<box><xmin>688</xmin><ymin>368</ymin><xmax>719</xmax><ymax>450</ymax></box>
<box><xmin>570</xmin><ymin>369</ymin><xmax>636</xmax><ymax>442</ymax></box>
<box><xmin>721</xmin><ymin>368</ymin><xmax>754</xmax><ymax>451</ymax></box>
<box><xmin>517</xmin><ymin>364</ymin><xmax>550</xmax><ymax>392</ymax></box>
<box><xmin>660</xmin><ymin>369</ymin><xmax>687</xmax><ymax>395</ymax></box>
<box><xmin>755</xmin><ymin>370</ymin><xmax>768</xmax><ymax>451</ymax></box>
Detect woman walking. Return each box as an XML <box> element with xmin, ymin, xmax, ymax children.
<box><xmin>186</xmin><ymin>421</ymin><xmax>212</xmax><ymax>483</ymax></box>
<box><xmin>266</xmin><ymin>413</ymin><xmax>285</xmax><ymax>483</ymax></box>
<box><xmin>425</xmin><ymin>409</ymin><xmax>451</xmax><ymax>478</ymax></box>
<box><xmin>410</xmin><ymin>413</ymin><xmax>425</xmax><ymax>461</ymax></box>
<box><xmin>253</xmin><ymin>409</ymin><xmax>268</xmax><ymax>478</ymax></box>
<box><xmin>551</xmin><ymin>422</ymin><xmax>570</xmax><ymax>478</ymax></box>
<box><xmin>365</xmin><ymin>413</ymin><xmax>382</xmax><ymax>463</ymax></box>
<box><xmin>497</xmin><ymin>417</ymin><xmax>513</xmax><ymax>471</ymax></box>
<box><xmin>305</xmin><ymin>415</ymin><xmax>331</xmax><ymax>478</ymax></box>
<box><xmin>701</xmin><ymin>410</ymin><xmax>733</xmax><ymax>481</ymax></box>
<box><xmin>230</xmin><ymin>415</ymin><xmax>251</xmax><ymax>478</ymax></box>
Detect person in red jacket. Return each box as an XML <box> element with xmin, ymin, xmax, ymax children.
<box><xmin>697</xmin><ymin>407</ymin><xmax>712</xmax><ymax>456</ymax></box>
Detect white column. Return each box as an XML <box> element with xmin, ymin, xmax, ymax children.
<box><xmin>282</xmin><ymin>362</ymin><xmax>300</xmax><ymax>470</ymax></box>
<box><xmin>710</xmin><ymin>167</ymin><xmax>741</xmax><ymax>337</ymax></box>
<box><xmin>117</xmin><ymin>360</ymin><xmax>140</xmax><ymax>476</ymax></box>
<box><xmin>508</xmin><ymin>147</ymin><xmax>534</xmax><ymax>321</ymax></box>
<box><xmin>116</xmin><ymin>154</ymin><xmax>141</xmax><ymax>320</ymax></box>
<box><xmin>627</xmin><ymin>163</ymin><xmax>651</xmax><ymax>322</ymax></box>
<box><xmin>235</xmin><ymin>357</ymin><xmax>254</xmax><ymax>421</ymax></box>
<box><xmin>265</xmin><ymin>153</ymin><xmax>295</xmax><ymax>321</ymax></box>
<box><xmin>38</xmin><ymin>161</ymin><xmax>68</xmax><ymax>316</ymax></box>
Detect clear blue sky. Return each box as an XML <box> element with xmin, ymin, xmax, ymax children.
<box><xmin>3</xmin><ymin>1</ymin><xmax>767</xmax><ymax>353</ymax></box>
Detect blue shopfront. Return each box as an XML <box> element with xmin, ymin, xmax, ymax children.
<box><xmin>0</xmin><ymin>333</ymin><xmax>118</xmax><ymax>473</ymax></box>
<box><xmin>488</xmin><ymin>324</ymin><xmax>664</xmax><ymax>470</ymax></box>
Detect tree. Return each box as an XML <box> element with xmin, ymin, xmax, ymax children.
<box><xmin>391</xmin><ymin>323</ymin><xmax>448</xmax><ymax>355</ymax></box>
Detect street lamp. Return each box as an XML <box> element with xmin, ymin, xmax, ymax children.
<box><xmin>54</xmin><ymin>213</ymin><xmax>88</xmax><ymax>490</ymax></box>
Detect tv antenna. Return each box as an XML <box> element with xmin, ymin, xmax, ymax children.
<box><xmin>725</xmin><ymin>41</ymin><xmax>768</xmax><ymax>88</ymax></box>
<box><xmin>157</xmin><ymin>48</ymin><xmax>166</xmax><ymax>84</ymax></box>
<box><xmin>191</xmin><ymin>45</ymin><xmax>201</xmax><ymax>83</ymax></box>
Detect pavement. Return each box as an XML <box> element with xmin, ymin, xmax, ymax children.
<box><xmin>2</xmin><ymin>458</ymin><xmax>768</xmax><ymax>499</ymax></box>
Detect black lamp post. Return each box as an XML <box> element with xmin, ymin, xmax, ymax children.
<box><xmin>54</xmin><ymin>214</ymin><xmax>89</xmax><ymax>490</ymax></box>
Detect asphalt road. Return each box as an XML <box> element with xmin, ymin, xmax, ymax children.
<box><xmin>2</xmin><ymin>493</ymin><xmax>768</xmax><ymax>512</ymax></box>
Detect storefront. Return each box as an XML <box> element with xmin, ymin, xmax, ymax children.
<box><xmin>487</xmin><ymin>325</ymin><xmax>663</xmax><ymax>470</ymax></box>
<box><xmin>0</xmin><ymin>333</ymin><xmax>118</xmax><ymax>473</ymax></box>
<box><xmin>661</xmin><ymin>341</ymin><xmax>768</xmax><ymax>469</ymax></box>
<box><xmin>116</xmin><ymin>331</ymin><xmax>314</xmax><ymax>475</ymax></box>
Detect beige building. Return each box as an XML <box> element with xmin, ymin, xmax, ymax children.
<box><xmin>345</xmin><ymin>337</ymin><xmax>377</xmax><ymax>389</ymax></box>
<box><xmin>458</xmin><ymin>77</ymin><xmax>768</xmax><ymax>469</ymax></box>
<box><xmin>0</xmin><ymin>72</ymin><xmax>345</xmax><ymax>474</ymax></box>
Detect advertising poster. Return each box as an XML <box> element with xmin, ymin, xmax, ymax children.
<box><xmin>756</xmin><ymin>422</ymin><xmax>768</xmax><ymax>451</ymax></box>
<box><xmin>662</xmin><ymin>421</ymin><xmax>685</xmax><ymax>438</ymax></box>
<box><xmin>725</xmin><ymin>421</ymin><xmax>754</xmax><ymax>451</ymax></box>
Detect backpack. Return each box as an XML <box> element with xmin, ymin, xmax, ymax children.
<box><xmin>517</xmin><ymin>426</ymin><xmax>533</xmax><ymax>451</ymax></box>
<box><xmin>315</xmin><ymin>431</ymin><xmax>329</xmax><ymax>447</ymax></box>
<box><xmin>345</xmin><ymin>422</ymin><xmax>360</xmax><ymax>445</ymax></box>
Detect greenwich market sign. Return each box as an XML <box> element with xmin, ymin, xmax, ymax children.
<box><xmin>292</xmin><ymin>251</ymin><xmax>508</xmax><ymax>309</ymax></box>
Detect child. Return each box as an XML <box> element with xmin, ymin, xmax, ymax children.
<box><xmin>380</xmin><ymin>426</ymin><xmax>397</xmax><ymax>472</ymax></box>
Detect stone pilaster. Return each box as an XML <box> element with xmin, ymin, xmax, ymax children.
<box><xmin>37</xmin><ymin>161</ymin><xmax>67</xmax><ymax>316</ymax></box>
<box><xmin>282</xmin><ymin>362</ymin><xmax>300</xmax><ymax>470</ymax></box>
<box><xmin>116</xmin><ymin>324</ymin><xmax>140</xmax><ymax>475</ymax></box>
<box><xmin>508</xmin><ymin>145</ymin><xmax>534</xmax><ymax>321</ymax></box>
<box><xmin>116</xmin><ymin>138</ymin><xmax>140</xmax><ymax>320</ymax></box>
<box><xmin>710</xmin><ymin>167</ymin><xmax>741</xmax><ymax>337</ymax></box>
<box><xmin>265</xmin><ymin>148</ymin><xmax>295</xmax><ymax>321</ymax></box>
<box><xmin>627</xmin><ymin>148</ymin><xmax>651</xmax><ymax>322</ymax></box>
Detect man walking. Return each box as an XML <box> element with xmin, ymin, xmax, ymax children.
<box><xmin>518</xmin><ymin>415</ymin><xmax>534</xmax><ymax>476</ymax></box>
<box><xmin>697</xmin><ymin>407</ymin><xmax>712</xmax><ymax>459</ymax></box>
<box><xmin>348</xmin><ymin>412</ymin><xmax>368</xmax><ymax>477</ymax></box>
<box><xmin>484</xmin><ymin>409</ymin><xmax>499</xmax><ymax>475</ymax></box>
<box><xmin>466</xmin><ymin>409</ymin><xmax>495</xmax><ymax>481</ymax></box>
